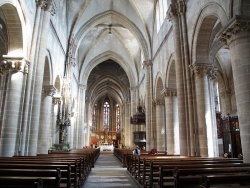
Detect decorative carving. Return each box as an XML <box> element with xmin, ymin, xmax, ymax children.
<box><xmin>43</xmin><ymin>85</ymin><xmax>57</xmax><ymax>96</ymax></box>
<box><xmin>177</xmin><ymin>1</ymin><xmax>186</xmax><ymax>15</ymax></box>
<box><xmin>0</xmin><ymin>57</ymin><xmax>29</xmax><ymax>76</ymax></box>
<box><xmin>189</xmin><ymin>62</ymin><xmax>214</xmax><ymax>77</ymax></box>
<box><xmin>142</xmin><ymin>60</ymin><xmax>152</xmax><ymax>69</ymax></box>
<box><xmin>53</xmin><ymin>96</ymin><xmax>61</xmax><ymax>105</ymax></box>
<box><xmin>167</xmin><ymin>4</ymin><xmax>178</xmax><ymax>21</ymax></box>
<box><xmin>161</xmin><ymin>88</ymin><xmax>177</xmax><ymax>97</ymax></box>
<box><xmin>218</xmin><ymin>16</ymin><xmax>250</xmax><ymax>44</ymax></box>
<box><xmin>153</xmin><ymin>99</ymin><xmax>165</xmax><ymax>105</ymax></box>
<box><xmin>37</xmin><ymin>0</ymin><xmax>56</xmax><ymax>15</ymax></box>
<box><xmin>36</xmin><ymin>0</ymin><xmax>47</xmax><ymax>9</ymax></box>
<box><xmin>78</xmin><ymin>84</ymin><xmax>86</xmax><ymax>90</ymax></box>
<box><xmin>208</xmin><ymin>67</ymin><xmax>218</xmax><ymax>81</ymax></box>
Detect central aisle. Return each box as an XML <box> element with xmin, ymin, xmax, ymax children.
<box><xmin>83</xmin><ymin>153</ymin><xmax>141</xmax><ymax>188</ymax></box>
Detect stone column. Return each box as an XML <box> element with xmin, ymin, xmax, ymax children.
<box><xmin>178</xmin><ymin>1</ymin><xmax>196</xmax><ymax>156</ymax></box>
<box><xmin>51</xmin><ymin>97</ymin><xmax>60</xmax><ymax>146</ymax></box>
<box><xmin>219</xmin><ymin>17</ymin><xmax>250</xmax><ymax>162</ymax></box>
<box><xmin>220</xmin><ymin>90</ymin><xmax>232</xmax><ymax>116</ymax></box>
<box><xmin>143</xmin><ymin>60</ymin><xmax>153</xmax><ymax>150</ymax></box>
<box><xmin>167</xmin><ymin>4</ymin><xmax>188</xmax><ymax>155</ymax></box>
<box><xmin>85</xmin><ymin>100</ymin><xmax>91</xmax><ymax>147</ymax></box>
<box><xmin>130</xmin><ymin>86</ymin><xmax>138</xmax><ymax>146</ymax></box>
<box><xmin>37</xmin><ymin>85</ymin><xmax>56</xmax><ymax>154</ymax></box>
<box><xmin>0</xmin><ymin>57</ymin><xmax>29</xmax><ymax>156</ymax></box>
<box><xmin>162</xmin><ymin>89</ymin><xmax>177</xmax><ymax>155</ymax></box>
<box><xmin>124</xmin><ymin>99</ymin><xmax>131</xmax><ymax>148</ymax></box>
<box><xmin>77</xmin><ymin>84</ymin><xmax>86</xmax><ymax>148</ymax></box>
<box><xmin>21</xmin><ymin>0</ymin><xmax>43</xmax><ymax>156</ymax></box>
<box><xmin>28</xmin><ymin>0</ymin><xmax>55</xmax><ymax>155</ymax></box>
<box><xmin>190</xmin><ymin>63</ymin><xmax>214</xmax><ymax>157</ymax></box>
<box><xmin>154</xmin><ymin>99</ymin><xmax>165</xmax><ymax>151</ymax></box>
<box><xmin>209</xmin><ymin>76</ymin><xmax>219</xmax><ymax>157</ymax></box>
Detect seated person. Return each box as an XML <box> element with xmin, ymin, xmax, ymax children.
<box><xmin>148</xmin><ymin>148</ymin><xmax>157</xmax><ymax>155</ymax></box>
<box><xmin>133</xmin><ymin>145</ymin><xmax>140</xmax><ymax>155</ymax></box>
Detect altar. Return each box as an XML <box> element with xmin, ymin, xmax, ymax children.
<box><xmin>100</xmin><ymin>143</ymin><xmax>114</xmax><ymax>151</ymax></box>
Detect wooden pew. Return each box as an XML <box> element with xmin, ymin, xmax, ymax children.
<box><xmin>128</xmin><ymin>156</ymin><xmax>246</xmax><ymax>188</ymax></box>
<box><xmin>114</xmin><ymin>148</ymin><xmax>133</xmax><ymax>167</ymax></box>
<box><xmin>174</xmin><ymin>166</ymin><xmax>250</xmax><ymax>188</ymax></box>
<box><xmin>199</xmin><ymin>174</ymin><xmax>250</xmax><ymax>188</ymax></box>
<box><xmin>34</xmin><ymin>178</ymin><xmax>43</xmax><ymax>188</ymax></box>
<box><xmin>159</xmin><ymin>162</ymin><xmax>250</xmax><ymax>188</ymax></box>
<box><xmin>0</xmin><ymin>148</ymin><xmax>100</xmax><ymax>188</ymax></box>
<box><xmin>0</xmin><ymin>168</ymin><xmax>61</xmax><ymax>188</ymax></box>
<box><xmin>0</xmin><ymin>155</ymin><xmax>88</xmax><ymax>186</ymax></box>
<box><xmin>0</xmin><ymin>163</ymin><xmax>74</xmax><ymax>188</ymax></box>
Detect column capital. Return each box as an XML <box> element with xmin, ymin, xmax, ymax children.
<box><xmin>177</xmin><ymin>1</ymin><xmax>186</xmax><ymax>15</ymax></box>
<box><xmin>36</xmin><ymin>0</ymin><xmax>56</xmax><ymax>15</ymax></box>
<box><xmin>142</xmin><ymin>60</ymin><xmax>152</xmax><ymax>69</ymax></box>
<box><xmin>167</xmin><ymin>4</ymin><xmax>178</xmax><ymax>21</ymax></box>
<box><xmin>53</xmin><ymin>96</ymin><xmax>61</xmax><ymax>105</ymax></box>
<box><xmin>208</xmin><ymin>67</ymin><xmax>218</xmax><ymax>81</ymax></box>
<box><xmin>43</xmin><ymin>85</ymin><xmax>57</xmax><ymax>96</ymax></box>
<box><xmin>161</xmin><ymin>88</ymin><xmax>177</xmax><ymax>97</ymax></box>
<box><xmin>189</xmin><ymin>62</ymin><xmax>214</xmax><ymax>77</ymax></box>
<box><xmin>130</xmin><ymin>85</ymin><xmax>138</xmax><ymax>91</ymax></box>
<box><xmin>153</xmin><ymin>99</ymin><xmax>165</xmax><ymax>106</ymax></box>
<box><xmin>0</xmin><ymin>56</ymin><xmax>29</xmax><ymax>76</ymax></box>
<box><xmin>218</xmin><ymin>16</ymin><xmax>250</xmax><ymax>45</ymax></box>
<box><xmin>78</xmin><ymin>84</ymin><xmax>86</xmax><ymax>90</ymax></box>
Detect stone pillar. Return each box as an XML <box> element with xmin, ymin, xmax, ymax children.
<box><xmin>143</xmin><ymin>60</ymin><xmax>153</xmax><ymax>150</ymax></box>
<box><xmin>85</xmin><ymin>100</ymin><xmax>91</xmax><ymax>147</ymax></box>
<box><xmin>220</xmin><ymin>90</ymin><xmax>232</xmax><ymax>116</ymax></box>
<box><xmin>173</xmin><ymin>95</ymin><xmax>180</xmax><ymax>154</ymax></box>
<box><xmin>21</xmin><ymin>0</ymin><xmax>43</xmax><ymax>156</ymax></box>
<box><xmin>130</xmin><ymin>86</ymin><xmax>138</xmax><ymax>146</ymax></box>
<box><xmin>51</xmin><ymin>97</ymin><xmax>60</xmax><ymax>147</ymax></box>
<box><xmin>178</xmin><ymin>1</ymin><xmax>196</xmax><ymax>156</ymax></box>
<box><xmin>124</xmin><ymin>99</ymin><xmax>131</xmax><ymax>148</ymax></box>
<box><xmin>162</xmin><ymin>89</ymin><xmax>177</xmax><ymax>154</ymax></box>
<box><xmin>219</xmin><ymin>17</ymin><xmax>250</xmax><ymax>162</ymax></box>
<box><xmin>0</xmin><ymin>57</ymin><xmax>29</xmax><ymax>156</ymax></box>
<box><xmin>154</xmin><ymin>99</ymin><xmax>165</xmax><ymax>151</ymax></box>
<box><xmin>37</xmin><ymin>85</ymin><xmax>56</xmax><ymax>154</ymax></box>
<box><xmin>209</xmin><ymin>76</ymin><xmax>219</xmax><ymax>157</ymax></box>
<box><xmin>190</xmin><ymin>63</ymin><xmax>215</xmax><ymax>157</ymax></box>
<box><xmin>28</xmin><ymin>0</ymin><xmax>55</xmax><ymax>155</ymax></box>
<box><xmin>77</xmin><ymin>84</ymin><xmax>86</xmax><ymax>148</ymax></box>
<box><xmin>167</xmin><ymin>4</ymin><xmax>188</xmax><ymax>155</ymax></box>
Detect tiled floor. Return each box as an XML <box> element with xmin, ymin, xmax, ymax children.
<box><xmin>83</xmin><ymin>152</ymin><xmax>141</xmax><ymax>188</ymax></box>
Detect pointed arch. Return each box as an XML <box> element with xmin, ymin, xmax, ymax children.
<box><xmin>154</xmin><ymin>73</ymin><xmax>164</xmax><ymax>100</ymax></box>
<box><xmin>80</xmin><ymin>51</ymin><xmax>137</xmax><ymax>88</ymax></box>
<box><xmin>191</xmin><ymin>2</ymin><xmax>229</xmax><ymax>64</ymax></box>
<box><xmin>74</xmin><ymin>10</ymin><xmax>150</xmax><ymax>60</ymax></box>
<box><xmin>0</xmin><ymin>2</ymin><xmax>25</xmax><ymax>56</ymax></box>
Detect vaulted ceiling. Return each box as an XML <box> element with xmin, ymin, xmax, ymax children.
<box><xmin>66</xmin><ymin>0</ymin><xmax>155</xmax><ymax>106</ymax></box>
